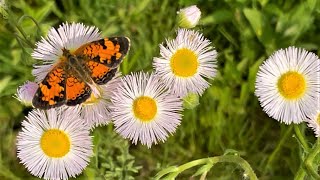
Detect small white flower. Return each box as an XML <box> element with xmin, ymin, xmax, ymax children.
<box><xmin>110</xmin><ymin>72</ymin><xmax>183</xmax><ymax>148</ymax></box>
<box><xmin>153</xmin><ymin>29</ymin><xmax>217</xmax><ymax>97</ymax></box>
<box><xmin>14</xmin><ymin>81</ymin><xmax>38</xmax><ymax>106</ymax></box>
<box><xmin>306</xmin><ymin>110</ymin><xmax>320</xmax><ymax>137</ymax></box>
<box><xmin>16</xmin><ymin>106</ymin><xmax>93</xmax><ymax>180</ymax></box>
<box><xmin>177</xmin><ymin>5</ymin><xmax>201</xmax><ymax>28</ymax></box>
<box><xmin>81</xmin><ymin>74</ymin><xmax>122</xmax><ymax>128</ymax></box>
<box><xmin>255</xmin><ymin>46</ymin><xmax>320</xmax><ymax>124</ymax></box>
<box><xmin>32</xmin><ymin>22</ymin><xmax>102</xmax><ymax>82</ymax></box>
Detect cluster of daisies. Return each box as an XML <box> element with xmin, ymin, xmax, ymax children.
<box><xmin>255</xmin><ymin>47</ymin><xmax>320</xmax><ymax>136</ymax></box>
<box><xmin>15</xmin><ymin>5</ymin><xmax>217</xmax><ymax>180</ymax></box>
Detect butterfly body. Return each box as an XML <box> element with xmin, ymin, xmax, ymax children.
<box><xmin>32</xmin><ymin>37</ymin><xmax>130</xmax><ymax>109</ymax></box>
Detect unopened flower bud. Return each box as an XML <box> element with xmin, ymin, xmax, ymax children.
<box><xmin>15</xmin><ymin>81</ymin><xmax>38</xmax><ymax>106</ymax></box>
<box><xmin>177</xmin><ymin>5</ymin><xmax>201</xmax><ymax>28</ymax></box>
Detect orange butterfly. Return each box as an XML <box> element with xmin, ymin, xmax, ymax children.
<box><xmin>32</xmin><ymin>37</ymin><xmax>130</xmax><ymax>109</ymax></box>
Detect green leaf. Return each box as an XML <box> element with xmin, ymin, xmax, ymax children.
<box><xmin>243</xmin><ymin>8</ymin><xmax>263</xmax><ymax>38</ymax></box>
<box><xmin>201</xmin><ymin>9</ymin><xmax>233</xmax><ymax>25</ymax></box>
<box><xmin>243</xmin><ymin>8</ymin><xmax>274</xmax><ymax>51</ymax></box>
<box><xmin>239</xmin><ymin>82</ymin><xmax>249</xmax><ymax>104</ymax></box>
<box><xmin>133</xmin><ymin>0</ymin><xmax>152</xmax><ymax>15</ymax></box>
<box><xmin>0</xmin><ymin>76</ymin><xmax>12</xmax><ymax>94</ymax></box>
<box><xmin>275</xmin><ymin>0</ymin><xmax>316</xmax><ymax>44</ymax></box>
<box><xmin>83</xmin><ymin>167</ymin><xmax>96</xmax><ymax>180</ymax></box>
<box><xmin>248</xmin><ymin>56</ymin><xmax>265</xmax><ymax>92</ymax></box>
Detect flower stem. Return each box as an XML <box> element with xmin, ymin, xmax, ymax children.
<box><xmin>18</xmin><ymin>14</ymin><xmax>42</xmax><ymax>36</ymax></box>
<box><xmin>293</xmin><ymin>124</ymin><xmax>310</xmax><ymax>152</ymax></box>
<box><xmin>294</xmin><ymin>164</ymin><xmax>306</xmax><ymax>180</ymax></box>
<box><xmin>154</xmin><ymin>155</ymin><xmax>258</xmax><ymax>180</ymax></box>
<box><xmin>6</xmin><ymin>9</ymin><xmax>35</xmax><ymax>48</ymax></box>
<box><xmin>264</xmin><ymin>125</ymin><xmax>293</xmax><ymax>173</ymax></box>
<box><xmin>304</xmin><ymin>138</ymin><xmax>320</xmax><ymax>179</ymax></box>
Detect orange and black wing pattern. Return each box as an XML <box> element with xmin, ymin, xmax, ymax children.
<box><xmin>85</xmin><ymin>60</ymin><xmax>118</xmax><ymax>85</ymax></box>
<box><xmin>32</xmin><ymin>64</ymin><xmax>66</xmax><ymax>109</ymax></box>
<box><xmin>32</xmin><ymin>37</ymin><xmax>130</xmax><ymax>109</ymax></box>
<box><xmin>75</xmin><ymin>37</ymin><xmax>130</xmax><ymax>85</ymax></box>
<box><xmin>32</xmin><ymin>63</ymin><xmax>92</xmax><ymax>109</ymax></box>
<box><xmin>76</xmin><ymin>37</ymin><xmax>130</xmax><ymax>68</ymax></box>
<box><xmin>65</xmin><ymin>73</ymin><xmax>92</xmax><ymax>106</ymax></box>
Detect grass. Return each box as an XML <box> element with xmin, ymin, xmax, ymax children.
<box><xmin>0</xmin><ymin>0</ymin><xmax>320</xmax><ymax>179</ymax></box>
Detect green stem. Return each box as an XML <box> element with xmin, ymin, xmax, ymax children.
<box><xmin>18</xmin><ymin>15</ymin><xmax>42</xmax><ymax>33</ymax></box>
<box><xmin>294</xmin><ymin>164</ymin><xmax>306</xmax><ymax>180</ymax></box>
<box><xmin>15</xmin><ymin>34</ymin><xmax>30</xmax><ymax>53</ymax></box>
<box><xmin>154</xmin><ymin>155</ymin><xmax>258</xmax><ymax>180</ymax></box>
<box><xmin>293</xmin><ymin>124</ymin><xmax>310</xmax><ymax>152</ymax></box>
<box><xmin>0</xmin><ymin>164</ymin><xmax>20</xmax><ymax>180</ymax></box>
<box><xmin>304</xmin><ymin>139</ymin><xmax>320</xmax><ymax>179</ymax></box>
<box><xmin>15</xmin><ymin>24</ymin><xmax>35</xmax><ymax>48</ymax></box>
<box><xmin>6</xmin><ymin>10</ymin><xmax>35</xmax><ymax>48</ymax></box>
<box><xmin>154</xmin><ymin>166</ymin><xmax>179</xmax><ymax>179</ymax></box>
<box><xmin>200</xmin><ymin>171</ymin><xmax>208</xmax><ymax>180</ymax></box>
<box><xmin>264</xmin><ymin>125</ymin><xmax>293</xmax><ymax>172</ymax></box>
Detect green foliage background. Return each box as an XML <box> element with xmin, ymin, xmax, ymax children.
<box><xmin>0</xmin><ymin>0</ymin><xmax>320</xmax><ymax>179</ymax></box>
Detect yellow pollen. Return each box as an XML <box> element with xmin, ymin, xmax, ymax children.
<box><xmin>40</xmin><ymin>129</ymin><xmax>70</xmax><ymax>158</ymax></box>
<box><xmin>277</xmin><ymin>71</ymin><xmax>306</xmax><ymax>99</ymax></box>
<box><xmin>170</xmin><ymin>48</ymin><xmax>198</xmax><ymax>77</ymax></box>
<box><xmin>83</xmin><ymin>93</ymin><xmax>99</xmax><ymax>105</ymax></box>
<box><xmin>133</xmin><ymin>96</ymin><xmax>157</xmax><ymax>122</ymax></box>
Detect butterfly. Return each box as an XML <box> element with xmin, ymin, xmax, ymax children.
<box><xmin>32</xmin><ymin>37</ymin><xmax>130</xmax><ymax>109</ymax></box>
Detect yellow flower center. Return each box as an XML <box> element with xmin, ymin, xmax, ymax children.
<box><xmin>133</xmin><ymin>96</ymin><xmax>157</xmax><ymax>122</ymax></box>
<box><xmin>83</xmin><ymin>93</ymin><xmax>99</xmax><ymax>105</ymax></box>
<box><xmin>277</xmin><ymin>71</ymin><xmax>306</xmax><ymax>99</ymax></box>
<box><xmin>170</xmin><ymin>48</ymin><xmax>198</xmax><ymax>77</ymax></box>
<box><xmin>40</xmin><ymin>129</ymin><xmax>71</xmax><ymax>158</ymax></box>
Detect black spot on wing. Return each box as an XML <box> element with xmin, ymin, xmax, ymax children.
<box><xmin>93</xmin><ymin>68</ymin><xmax>117</xmax><ymax>85</ymax></box>
<box><xmin>110</xmin><ymin>37</ymin><xmax>130</xmax><ymax>55</ymax></box>
<box><xmin>32</xmin><ymin>79</ymin><xmax>66</xmax><ymax>110</ymax></box>
<box><xmin>65</xmin><ymin>73</ymin><xmax>92</xmax><ymax>106</ymax></box>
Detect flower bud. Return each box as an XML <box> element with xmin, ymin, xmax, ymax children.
<box><xmin>15</xmin><ymin>81</ymin><xmax>38</xmax><ymax>106</ymax></box>
<box><xmin>177</xmin><ymin>5</ymin><xmax>201</xmax><ymax>28</ymax></box>
<box><xmin>183</xmin><ymin>93</ymin><xmax>199</xmax><ymax>109</ymax></box>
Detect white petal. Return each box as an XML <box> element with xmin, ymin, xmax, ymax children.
<box><xmin>16</xmin><ymin>106</ymin><xmax>93</xmax><ymax>180</ymax></box>
<box><xmin>153</xmin><ymin>29</ymin><xmax>217</xmax><ymax>97</ymax></box>
<box><xmin>255</xmin><ymin>46</ymin><xmax>320</xmax><ymax>124</ymax></box>
<box><xmin>110</xmin><ymin>72</ymin><xmax>183</xmax><ymax>148</ymax></box>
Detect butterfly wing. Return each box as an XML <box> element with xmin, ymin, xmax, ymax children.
<box><xmin>75</xmin><ymin>37</ymin><xmax>130</xmax><ymax>68</ymax></box>
<box><xmin>32</xmin><ymin>64</ymin><xmax>66</xmax><ymax>109</ymax></box>
<box><xmin>74</xmin><ymin>37</ymin><xmax>130</xmax><ymax>85</ymax></box>
<box><xmin>33</xmin><ymin>62</ymin><xmax>93</xmax><ymax>109</ymax></box>
<box><xmin>33</xmin><ymin>37</ymin><xmax>130</xmax><ymax>109</ymax></box>
<box><xmin>85</xmin><ymin>60</ymin><xmax>118</xmax><ymax>85</ymax></box>
<box><xmin>65</xmin><ymin>72</ymin><xmax>92</xmax><ymax>106</ymax></box>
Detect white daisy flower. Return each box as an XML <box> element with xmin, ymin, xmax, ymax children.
<box><xmin>81</xmin><ymin>73</ymin><xmax>122</xmax><ymax>129</ymax></box>
<box><xmin>177</xmin><ymin>5</ymin><xmax>201</xmax><ymax>28</ymax></box>
<box><xmin>16</xmin><ymin>106</ymin><xmax>93</xmax><ymax>180</ymax></box>
<box><xmin>32</xmin><ymin>22</ymin><xmax>102</xmax><ymax>82</ymax></box>
<box><xmin>110</xmin><ymin>72</ymin><xmax>183</xmax><ymax>148</ymax></box>
<box><xmin>14</xmin><ymin>81</ymin><xmax>38</xmax><ymax>106</ymax></box>
<box><xmin>306</xmin><ymin>110</ymin><xmax>320</xmax><ymax>137</ymax></box>
<box><xmin>153</xmin><ymin>29</ymin><xmax>217</xmax><ymax>97</ymax></box>
<box><xmin>255</xmin><ymin>46</ymin><xmax>320</xmax><ymax>124</ymax></box>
